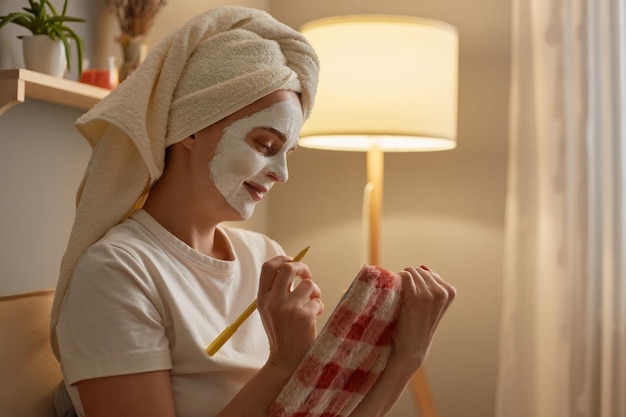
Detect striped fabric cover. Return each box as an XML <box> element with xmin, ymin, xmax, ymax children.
<box><xmin>270</xmin><ymin>264</ymin><xmax>403</xmax><ymax>417</ymax></box>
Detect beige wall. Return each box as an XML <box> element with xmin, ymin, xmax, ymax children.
<box><xmin>0</xmin><ymin>1</ymin><xmax>510</xmax><ymax>416</ymax></box>
<box><xmin>0</xmin><ymin>101</ymin><xmax>89</xmax><ymax>295</ymax></box>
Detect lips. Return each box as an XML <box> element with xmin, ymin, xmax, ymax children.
<box><xmin>244</xmin><ymin>181</ymin><xmax>269</xmax><ymax>201</ymax></box>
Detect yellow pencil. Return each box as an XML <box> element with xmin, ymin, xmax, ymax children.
<box><xmin>205</xmin><ymin>246</ymin><xmax>310</xmax><ymax>356</ymax></box>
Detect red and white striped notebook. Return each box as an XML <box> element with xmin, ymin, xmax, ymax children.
<box><xmin>270</xmin><ymin>264</ymin><xmax>403</xmax><ymax>417</ymax></box>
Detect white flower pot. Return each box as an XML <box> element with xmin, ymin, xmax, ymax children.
<box><xmin>22</xmin><ymin>35</ymin><xmax>67</xmax><ymax>77</ymax></box>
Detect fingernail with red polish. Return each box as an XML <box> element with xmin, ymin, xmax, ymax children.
<box><xmin>420</xmin><ymin>264</ymin><xmax>430</xmax><ymax>271</ymax></box>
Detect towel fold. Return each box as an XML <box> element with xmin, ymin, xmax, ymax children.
<box><xmin>269</xmin><ymin>265</ymin><xmax>403</xmax><ymax>417</ymax></box>
<box><xmin>50</xmin><ymin>5</ymin><xmax>319</xmax><ymax>358</ymax></box>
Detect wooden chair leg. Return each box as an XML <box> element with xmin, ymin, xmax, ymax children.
<box><xmin>408</xmin><ymin>368</ymin><xmax>437</xmax><ymax>417</ymax></box>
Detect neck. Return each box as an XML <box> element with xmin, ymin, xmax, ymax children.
<box><xmin>142</xmin><ymin>178</ymin><xmax>233</xmax><ymax>260</ymax></box>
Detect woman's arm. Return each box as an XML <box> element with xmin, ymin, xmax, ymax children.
<box><xmin>78</xmin><ymin>371</ymin><xmax>177</xmax><ymax>417</ymax></box>
<box><xmin>349</xmin><ymin>266</ymin><xmax>456</xmax><ymax>417</ymax></box>
<box><xmin>216</xmin><ymin>256</ymin><xmax>323</xmax><ymax>417</ymax></box>
<box><xmin>76</xmin><ymin>364</ymin><xmax>295</xmax><ymax>417</ymax></box>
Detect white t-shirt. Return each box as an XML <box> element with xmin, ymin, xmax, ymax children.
<box><xmin>56</xmin><ymin>209</ymin><xmax>283</xmax><ymax>417</ymax></box>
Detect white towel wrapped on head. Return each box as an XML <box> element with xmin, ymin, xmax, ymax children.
<box><xmin>50</xmin><ymin>5</ymin><xmax>319</xmax><ymax>358</ymax></box>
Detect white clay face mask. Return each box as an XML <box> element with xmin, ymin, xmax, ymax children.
<box><xmin>209</xmin><ymin>99</ymin><xmax>303</xmax><ymax>219</ymax></box>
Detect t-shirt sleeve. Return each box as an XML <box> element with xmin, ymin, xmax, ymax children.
<box><xmin>56</xmin><ymin>241</ymin><xmax>172</xmax><ymax>385</ymax></box>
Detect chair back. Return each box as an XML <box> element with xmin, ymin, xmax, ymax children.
<box><xmin>0</xmin><ymin>289</ymin><xmax>61</xmax><ymax>417</ymax></box>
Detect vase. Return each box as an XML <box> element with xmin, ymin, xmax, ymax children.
<box><xmin>118</xmin><ymin>35</ymin><xmax>148</xmax><ymax>82</ymax></box>
<box><xmin>22</xmin><ymin>35</ymin><xmax>66</xmax><ymax>77</ymax></box>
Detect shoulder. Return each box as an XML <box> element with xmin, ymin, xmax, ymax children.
<box><xmin>74</xmin><ymin>215</ymin><xmax>163</xmax><ymax>285</ymax></box>
<box><xmin>83</xmin><ymin>210</ymin><xmax>165</xmax><ymax>260</ymax></box>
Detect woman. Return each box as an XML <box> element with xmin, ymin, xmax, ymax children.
<box><xmin>53</xmin><ymin>6</ymin><xmax>455</xmax><ymax>417</ymax></box>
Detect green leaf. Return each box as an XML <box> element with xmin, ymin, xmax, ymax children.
<box><xmin>48</xmin><ymin>16</ymin><xmax>85</xmax><ymax>24</ymax></box>
<box><xmin>1</xmin><ymin>0</ymin><xmax>85</xmax><ymax>77</ymax></box>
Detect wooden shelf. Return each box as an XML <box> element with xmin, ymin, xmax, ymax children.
<box><xmin>0</xmin><ymin>68</ymin><xmax>110</xmax><ymax>116</ymax></box>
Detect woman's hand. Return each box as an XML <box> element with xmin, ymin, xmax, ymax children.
<box><xmin>392</xmin><ymin>265</ymin><xmax>456</xmax><ymax>371</ymax></box>
<box><xmin>256</xmin><ymin>255</ymin><xmax>324</xmax><ymax>374</ymax></box>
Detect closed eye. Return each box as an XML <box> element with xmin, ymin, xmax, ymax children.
<box><xmin>254</xmin><ymin>140</ymin><xmax>273</xmax><ymax>154</ymax></box>
<box><xmin>246</xmin><ymin>127</ymin><xmax>296</xmax><ymax>157</ymax></box>
<box><xmin>247</xmin><ymin>128</ymin><xmax>284</xmax><ymax>156</ymax></box>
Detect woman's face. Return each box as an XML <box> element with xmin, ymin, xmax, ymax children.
<box><xmin>194</xmin><ymin>91</ymin><xmax>303</xmax><ymax>220</ymax></box>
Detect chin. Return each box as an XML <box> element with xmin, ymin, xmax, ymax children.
<box><xmin>238</xmin><ymin>207</ymin><xmax>255</xmax><ymax>220</ymax></box>
<box><xmin>220</xmin><ymin>193</ymin><xmax>256</xmax><ymax>222</ymax></box>
<box><xmin>228</xmin><ymin>203</ymin><xmax>255</xmax><ymax>221</ymax></box>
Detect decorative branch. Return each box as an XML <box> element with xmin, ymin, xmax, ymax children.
<box><xmin>105</xmin><ymin>0</ymin><xmax>167</xmax><ymax>37</ymax></box>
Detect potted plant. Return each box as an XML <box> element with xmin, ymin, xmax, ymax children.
<box><xmin>0</xmin><ymin>0</ymin><xmax>84</xmax><ymax>77</ymax></box>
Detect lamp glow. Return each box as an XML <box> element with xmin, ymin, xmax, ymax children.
<box><xmin>300</xmin><ymin>15</ymin><xmax>458</xmax><ymax>152</ymax></box>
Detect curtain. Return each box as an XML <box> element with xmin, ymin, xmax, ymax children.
<box><xmin>496</xmin><ymin>1</ymin><xmax>626</xmax><ymax>417</ymax></box>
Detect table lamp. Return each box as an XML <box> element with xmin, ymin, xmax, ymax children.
<box><xmin>299</xmin><ymin>15</ymin><xmax>459</xmax><ymax>417</ymax></box>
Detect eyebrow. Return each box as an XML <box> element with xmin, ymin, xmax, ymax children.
<box><xmin>262</xmin><ymin>127</ymin><xmax>288</xmax><ymax>144</ymax></box>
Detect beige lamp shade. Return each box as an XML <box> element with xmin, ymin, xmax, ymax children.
<box><xmin>299</xmin><ymin>15</ymin><xmax>459</xmax><ymax>152</ymax></box>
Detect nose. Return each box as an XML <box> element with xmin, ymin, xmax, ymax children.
<box><xmin>266</xmin><ymin>155</ymin><xmax>289</xmax><ymax>183</ymax></box>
